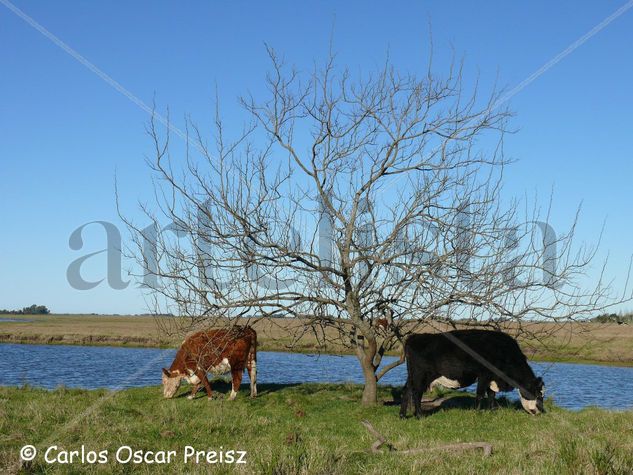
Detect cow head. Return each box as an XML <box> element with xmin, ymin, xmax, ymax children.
<box><xmin>519</xmin><ymin>377</ymin><xmax>545</xmax><ymax>415</ymax></box>
<box><xmin>161</xmin><ymin>368</ymin><xmax>184</xmax><ymax>398</ymax></box>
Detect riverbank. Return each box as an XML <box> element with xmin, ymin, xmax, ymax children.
<box><xmin>1</xmin><ymin>314</ymin><xmax>633</xmax><ymax>367</ymax></box>
<box><xmin>1</xmin><ymin>384</ymin><xmax>632</xmax><ymax>474</ymax></box>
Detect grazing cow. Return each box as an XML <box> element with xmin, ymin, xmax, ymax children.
<box><xmin>400</xmin><ymin>329</ymin><xmax>544</xmax><ymax>418</ymax></box>
<box><xmin>161</xmin><ymin>326</ymin><xmax>257</xmax><ymax>400</ymax></box>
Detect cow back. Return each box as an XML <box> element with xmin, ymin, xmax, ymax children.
<box><xmin>170</xmin><ymin>326</ymin><xmax>256</xmax><ymax>374</ymax></box>
<box><xmin>405</xmin><ymin>329</ymin><xmax>535</xmax><ymax>386</ymax></box>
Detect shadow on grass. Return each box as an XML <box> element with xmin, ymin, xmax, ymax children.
<box><xmin>175</xmin><ymin>381</ymin><xmax>303</xmax><ymax>399</ymax></box>
<box><xmin>386</xmin><ymin>386</ymin><xmax>526</xmax><ymax>415</ymax></box>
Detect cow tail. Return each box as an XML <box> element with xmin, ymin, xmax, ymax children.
<box><xmin>247</xmin><ymin>328</ymin><xmax>257</xmax><ymax>397</ymax></box>
<box><xmin>402</xmin><ymin>339</ymin><xmax>414</xmax><ymax>414</ymax></box>
<box><xmin>403</xmin><ymin>339</ymin><xmax>413</xmax><ymax>385</ymax></box>
<box><xmin>249</xmin><ymin>329</ymin><xmax>257</xmax><ymax>364</ymax></box>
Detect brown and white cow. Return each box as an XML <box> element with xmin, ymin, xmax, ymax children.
<box><xmin>161</xmin><ymin>326</ymin><xmax>257</xmax><ymax>400</ymax></box>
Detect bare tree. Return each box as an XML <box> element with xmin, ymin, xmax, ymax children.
<box><xmin>123</xmin><ymin>48</ymin><xmax>628</xmax><ymax>405</ymax></box>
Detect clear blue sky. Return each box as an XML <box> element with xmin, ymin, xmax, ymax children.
<box><xmin>1</xmin><ymin>1</ymin><xmax>632</xmax><ymax>314</ymax></box>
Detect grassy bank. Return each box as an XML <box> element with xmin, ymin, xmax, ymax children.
<box><xmin>1</xmin><ymin>314</ymin><xmax>633</xmax><ymax>366</ymax></box>
<box><xmin>1</xmin><ymin>384</ymin><xmax>632</xmax><ymax>474</ymax></box>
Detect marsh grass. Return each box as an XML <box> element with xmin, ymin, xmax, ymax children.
<box><xmin>1</xmin><ymin>383</ymin><xmax>632</xmax><ymax>474</ymax></box>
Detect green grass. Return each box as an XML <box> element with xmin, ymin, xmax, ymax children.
<box><xmin>1</xmin><ymin>384</ymin><xmax>633</xmax><ymax>474</ymax></box>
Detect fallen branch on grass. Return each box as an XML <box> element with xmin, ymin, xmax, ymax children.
<box><xmin>360</xmin><ymin>420</ymin><xmax>493</xmax><ymax>456</ymax></box>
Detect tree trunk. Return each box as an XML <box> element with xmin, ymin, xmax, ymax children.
<box><xmin>359</xmin><ymin>353</ymin><xmax>378</xmax><ymax>406</ymax></box>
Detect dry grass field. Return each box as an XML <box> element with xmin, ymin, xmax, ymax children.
<box><xmin>1</xmin><ymin>314</ymin><xmax>632</xmax><ymax>366</ymax></box>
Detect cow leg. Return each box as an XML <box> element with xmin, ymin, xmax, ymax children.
<box><xmin>487</xmin><ymin>388</ymin><xmax>498</xmax><ymax>409</ymax></box>
<box><xmin>247</xmin><ymin>359</ymin><xmax>257</xmax><ymax>398</ymax></box>
<box><xmin>475</xmin><ymin>378</ymin><xmax>488</xmax><ymax>410</ymax></box>
<box><xmin>188</xmin><ymin>370</ymin><xmax>211</xmax><ymax>400</ymax></box>
<box><xmin>412</xmin><ymin>378</ymin><xmax>428</xmax><ymax>419</ymax></box>
<box><xmin>229</xmin><ymin>369</ymin><xmax>243</xmax><ymax>400</ymax></box>
<box><xmin>200</xmin><ymin>373</ymin><xmax>213</xmax><ymax>400</ymax></box>
<box><xmin>399</xmin><ymin>382</ymin><xmax>411</xmax><ymax>418</ymax></box>
<box><xmin>187</xmin><ymin>383</ymin><xmax>200</xmax><ymax>400</ymax></box>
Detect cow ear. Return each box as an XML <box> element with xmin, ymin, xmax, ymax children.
<box><xmin>162</xmin><ymin>368</ymin><xmax>170</xmax><ymax>377</ymax></box>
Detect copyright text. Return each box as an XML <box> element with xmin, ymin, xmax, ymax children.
<box><xmin>19</xmin><ymin>444</ymin><xmax>247</xmax><ymax>465</ymax></box>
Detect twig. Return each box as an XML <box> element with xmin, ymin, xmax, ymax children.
<box><xmin>361</xmin><ymin>420</ymin><xmax>493</xmax><ymax>456</ymax></box>
<box><xmin>361</xmin><ymin>420</ymin><xmax>396</xmax><ymax>452</ymax></box>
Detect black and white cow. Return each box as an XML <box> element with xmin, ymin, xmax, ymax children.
<box><xmin>400</xmin><ymin>329</ymin><xmax>545</xmax><ymax>418</ymax></box>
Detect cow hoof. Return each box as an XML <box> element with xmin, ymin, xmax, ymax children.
<box><xmin>187</xmin><ymin>395</ymin><xmax>194</xmax><ymax>400</ymax></box>
<box><xmin>207</xmin><ymin>397</ymin><xmax>213</xmax><ymax>401</ymax></box>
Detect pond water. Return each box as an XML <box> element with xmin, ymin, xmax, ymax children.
<box><xmin>1</xmin><ymin>343</ymin><xmax>632</xmax><ymax>411</ymax></box>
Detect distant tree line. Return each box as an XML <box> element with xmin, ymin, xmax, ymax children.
<box><xmin>0</xmin><ymin>304</ymin><xmax>50</xmax><ymax>315</ymax></box>
<box><xmin>592</xmin><ymin>312</ymin><xmax>633</xmax><ymax>324</ymax></box>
